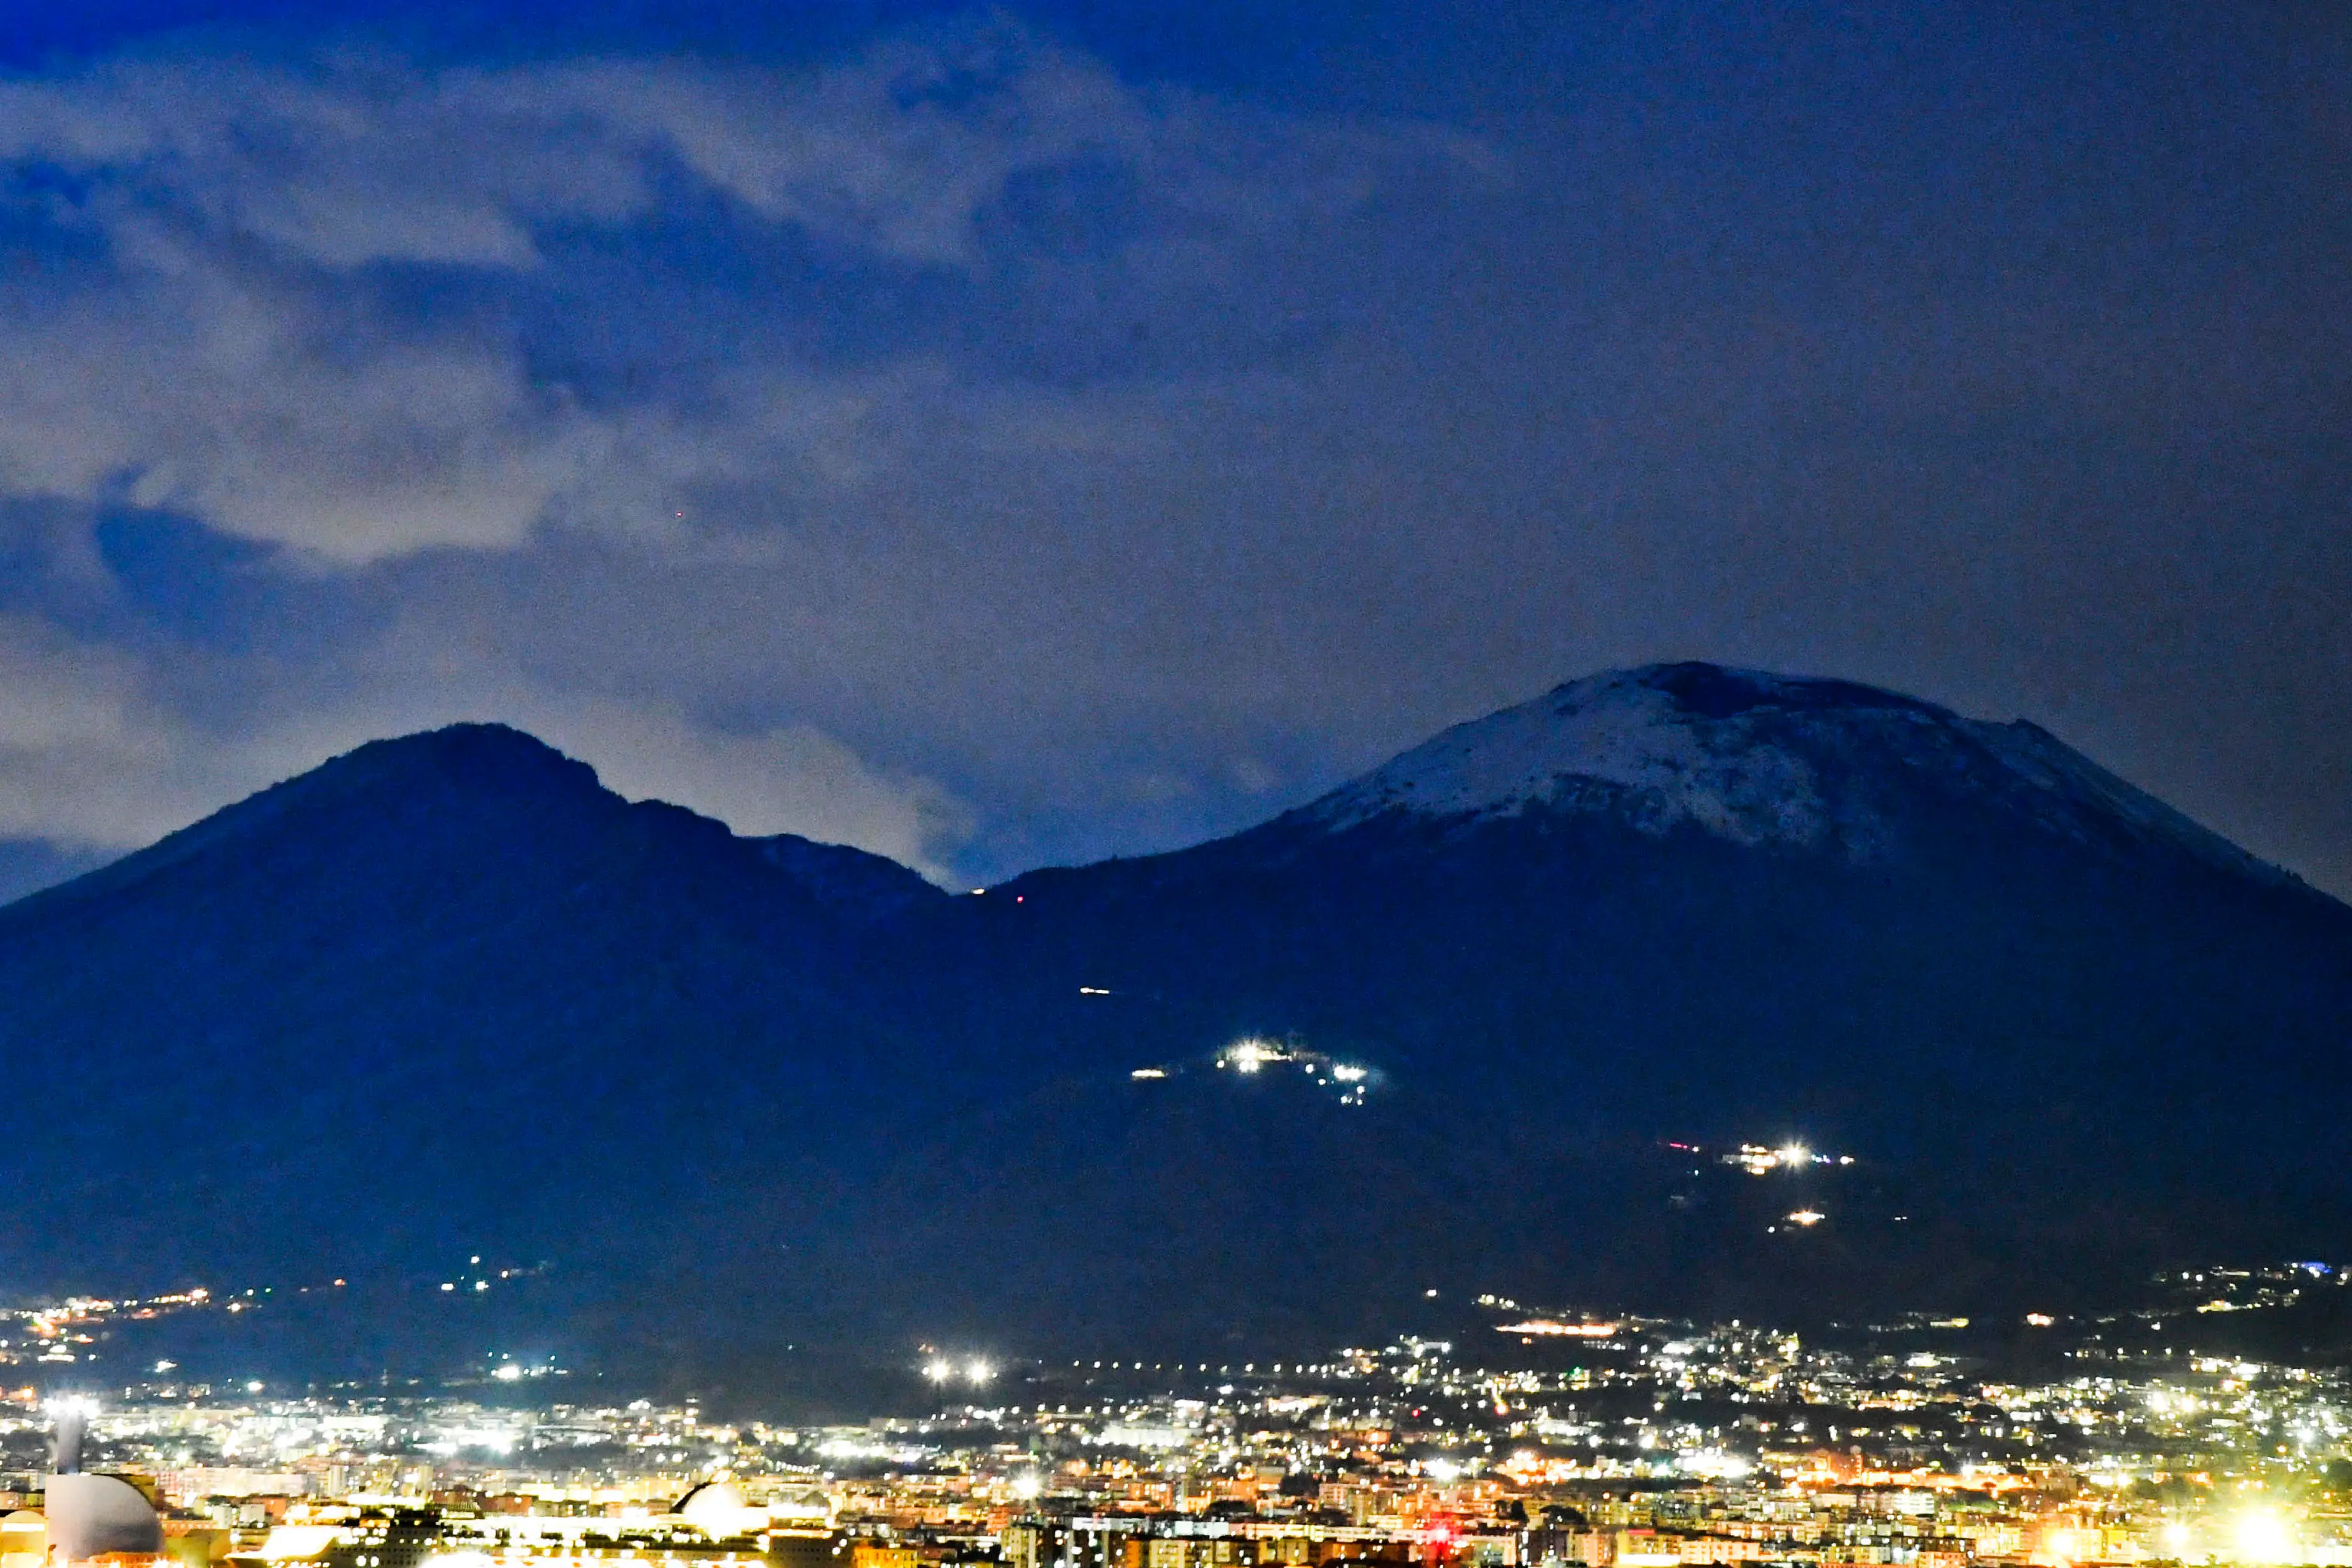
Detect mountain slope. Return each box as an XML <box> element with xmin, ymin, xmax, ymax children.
<box><xmin>858</xmin><ymin>665</ymin><xmax>2352</xmax><ymax>1339</ymax></box>
<box><xmin>0</xmin><ymin>724</ymin><xmax>941</xmax><ymax>1293</ymax></box>
<box><xmin>1307</xmin><ymin>663</ymin><xmax>2296</xmax><ymax>887</ymax></box>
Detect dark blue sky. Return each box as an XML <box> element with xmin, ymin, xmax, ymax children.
<box><xmin>0</xmin><ymin>0</ymin><xmax>2342</xmax><ymax>893</ymax></box>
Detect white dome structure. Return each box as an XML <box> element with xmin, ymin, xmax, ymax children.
<box><xmin>42</xmin><ymin>1476</ymin><xmax>162</xmax><ymax>1563</ymax></box>
<box><xmin>44</xmin><ymin>1407</ymin><xmax>162</xmax><ymax>1564</ymax></box>
<box><xmin>676</xmin><ymin>1481</ymin><xmax>763</xmax><ymax>1540</ymax></box>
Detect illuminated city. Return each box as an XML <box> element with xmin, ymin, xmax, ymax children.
<box><xmin>3</xmin><ymin>1265</ymin><xmax>2352</xmax><ymax>1568</ymax></box>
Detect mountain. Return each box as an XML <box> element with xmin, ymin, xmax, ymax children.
<box><xmin>853</xmin><ymin>664</ymin><xmax>2352</xmax><ymax>1341</ymax></box>
<box><xmin>1305</xmin><ymin>664</ymin><xmax>2292</xmax><ymax>887</ymax></box>
<box><xmin>2</xmin><ymin>667</ymin><xmax>2349</xmax><ymax>1384</ymax></box>
<box><xmin>749</xmin><ymin>835</ymin><xmax>942</xmax><ymax>925</ymax></box>
<box><xmin>0</xmin><ymin>724</ymin><xmax>939</xmax><ymax>1296</ymax></box>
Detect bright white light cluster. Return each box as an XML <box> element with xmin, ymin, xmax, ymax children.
<box><xmin>1212</xmin><ymin>1037</ymin><xmax>1379</xmax><ymax>1103</ymax></box>
<box><xmin>1720</xmin><ymin>1142</ymin><xmax>1855</xmax><ymax>1174</ymax></box>
<box><xmin>1225</xmin><ymin>1038</ymin><xmax>1282</xmax><ymax>1073</ymax></box>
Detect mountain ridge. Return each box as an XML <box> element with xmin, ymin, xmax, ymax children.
<box><xmin>0</xmin><ymin>720</ymin><xmax>942</xmax><ymax>933</ymax></box>
<box><xmin>0</xmin><ymin>668</ymin><xmax>2346</xmax><ymax>1373</ymax></box>
<box><xmin>0</xmin><ymin>671</ymin><xmax>2327</xmax><ymax>921</ymax></box>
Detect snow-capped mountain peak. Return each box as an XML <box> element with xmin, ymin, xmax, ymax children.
<box><xmin>1304</xmin><ymin>662</ymin><xmax>2292</xmax><ymax>886</ymax></box>
<box><xmin>1308</xmin><ymin>665</ymin><xmax>1859</xmax><ymax>845</ymax></box>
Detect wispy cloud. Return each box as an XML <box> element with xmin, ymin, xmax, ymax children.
<box><xmin>0</xmin><ymin>18</ymin><xmax>1478</xmax><ymax>560</ymax></box>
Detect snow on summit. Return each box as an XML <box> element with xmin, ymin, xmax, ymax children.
<box><xmin>1311</xmin><ymin>665</ymin><xmax>1854</xmax><ymax>847</ymax></box>
<box><xmin>1305</xmin><ymin>662</ymin><xmax>2292</xmax><ymax>883</ymax></box>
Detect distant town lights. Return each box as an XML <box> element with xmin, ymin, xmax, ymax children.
<box><xmin>1214</xmin><ymin>1037</ymin><xmax>1375</xmax><ymax>1102</ymax></box>
<box><xmin>924</xmin><ymin>1355</ymin><xmax>992</xmax><ymax>1386</ymax></box>
<box><xmin>1723</xmin><ymin>1141</ymin><xmax>1852</xmax><ymax>1174</ymax></box>
<box><xmin>1496</xmin><ymin>1318</ymin><xmax>1618</xmax><ymax>1338</ymax></box>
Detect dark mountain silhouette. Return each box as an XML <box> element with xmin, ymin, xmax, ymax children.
<box><xmin>3</xmin><ymin>666</ymin><xmax>2349</xmax><ymax>1383</ymax></box>
<box><xmin>846</xmin><ymin>665</ymin><xmax>2352</xmax><ymax>1345</ymax></box>
<box><xmin>0</xmin><ymin>724</ymin><xmax>926</xmax><ymax>1296</ymax></box>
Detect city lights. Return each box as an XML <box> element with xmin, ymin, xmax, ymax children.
<box><xmin>1224</xmin><ymin>1039</ymin><xmax>1276</xmax><ymax>1073</ymax></box>
<box><xmin>1495</xmin><ymin>1318</ymin><xmax>1619</xmax><ymax>1338</ymax></box>
<box><xmin>1720</xmin><ymin>1141</ymin><xmax>1857</xmax><ymax>1174</ymax></box>
<box><xmin>2233</xmin><ymin>1508</ymin><xmax>2295</xmax><ymax>1563</ymax></box>
<box><xmin>923</xmin><ymin>1355</ymin><xmax>994</xmax><ymax>1386</ymax></box>
<box><xmin>1213</xmin><ymin>1037</ymin><xmax>1379</xmax><ymax>1102</ymax></box>
<box><xmin>10</xmin><ymin>1265</ymin><xmax>2352</xmax><ymax>1568</ymax></box>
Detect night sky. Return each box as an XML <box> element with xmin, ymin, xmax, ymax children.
<box><xmin>0</xmin><ymin>0</ymin><xmax>2342</xmax><ymax>893</ymax></box>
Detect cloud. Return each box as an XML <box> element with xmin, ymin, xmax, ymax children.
<box><xmin>0</xmin><ymin>597</ymin><xmax>970</xmax><ymax>875</ymax></box>
<box><xmin>0</xmin><ymin>612</ymin><xmax>226</xmax><ymax>848</ymax></box>
<box><xmin>0</xmin><ymin>19</ymin><xmax>1480</xmax><ymax>560</ymax></box>
<box><xmin>0</xmin><ymin>17</ymin><xmax>1149</xmax><ymax>271</ymax></box>
<box><xmin>520</xmin><ymin>704</ymin><xmax>967</xmax><ymax>878</ymax></box>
